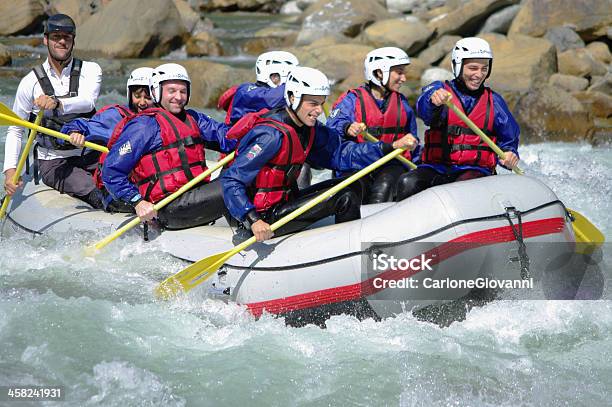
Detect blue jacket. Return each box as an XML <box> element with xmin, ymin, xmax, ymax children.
<box><xmin>61</xmin><ymin>104</ymin><xmax>131</xmax><ymax>145</ymax></box>
<box><xmin>326</xmin><ymin>86</ymin><xmax>421</xmax><ymax>164</ymax></box>
<box><xmin>229</xmin><ymin>82</ymin><xmax>286</xmax><ymax>124</ymax></box>
<box><xmin>222</xmin><ymin>109</ymin><xmax>395</xmax><ymax>222</ymax></box>
<box><xmin>416</xmin><ymin>79</ymin><xmax>520</xmax><ymax>175</ymax></box>
<box><xmin>102</xmin><ymin>109</ymin><xmax>236</xmax><ymax>203</ymax></box>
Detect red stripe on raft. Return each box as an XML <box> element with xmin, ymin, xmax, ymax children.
<box><xmin>245</xmin><ymin>217</ymin><xmax>567</xmax><ymax>317</ymax></box>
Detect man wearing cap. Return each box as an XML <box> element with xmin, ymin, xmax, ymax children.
<box><xmin>2</xmin><ymin>14</ymin><xmax>103</xmax><ymax>208</ymax></box>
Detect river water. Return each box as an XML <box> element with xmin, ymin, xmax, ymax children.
<box><xmin>0</xmin><ymin>17</ymin><xmax>611</xmax><ymax>407</ymax></box>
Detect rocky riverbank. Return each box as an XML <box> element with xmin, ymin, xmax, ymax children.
<box><xmin>0</xmin><ymin>0</ymin><xmax>610</xmax><ymax>143</ymax></box>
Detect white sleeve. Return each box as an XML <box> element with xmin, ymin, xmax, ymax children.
<box><xmin>3</xmin><ymin>74</ymin><xmax>37</xmax><ymax>173</ymax></box>
<box><xmin>57</xmin><ymin>61</ymin><xmax>102</xmax><ymax>114</ymax></box>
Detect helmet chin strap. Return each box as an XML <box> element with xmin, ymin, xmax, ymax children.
<box><xmin>286</xmin><ymin>103</ymin><xmax>305</xmax><ymax>127</ymax></box>
<box><xmin>368</xmin><ymin>80</ymin><xmax>389</xmax><ymax>99</ymax></box>
<box><xmin>456</xmin><ymin>75</ymin><xmax>485</xmax><ymax>96</ymax></box>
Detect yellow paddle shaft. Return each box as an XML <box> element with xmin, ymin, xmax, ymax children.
<box><xmin>443</xmin><ymin>98</ymin><xmax>523</xmax><ymax>175</ymax></box>
<box><xmin>0</xmin><ymin>112</ymin><xmax>44</xmax><ymax>219</ymax></box>
<box><xmin>321</xmin><ymin>104</ymin><xmax>416</xmax><ymax>169</ymax></box>
<box><xmin>86</xmin><ymin>152</ymin><xmax>236</xmax><ymax>254</ymax></box>
<box><xmin>155</xmin><ymin>147</ymin><xmax>408</xmax><ymax>299</ymax></box>
<box><xmin>0</xmin><ymin>112</ymin><xmax>108</xmax><ymax>153</ymax></box>
<box><xmin>361</xmin><ymin>131</ymin><xmax>417</xmax><ymax>169</ymax></box>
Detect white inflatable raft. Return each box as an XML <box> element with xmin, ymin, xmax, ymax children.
<box><xmin>3</xmin><ymin>173</ymin><xmax>581</xmax><ymax>324</ymax></box>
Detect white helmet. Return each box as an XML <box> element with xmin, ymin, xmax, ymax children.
<box><xmin>364</xmin><ymin>47</ymin><xmax>410</xmax><ymax>87</ymax></box>
<box><xmin>150</xmin><ymin>63</ymin><xmax>191</xmax><ymax>104</ymax></box>
<box><xmin>284</xmin><ymin>66</ymin><xmax>330</xmax><ymax>110</ymax></box>
<box><xmin>451</xmin><ymin>37</ymin><xmax>493</xmax><ymax>78</ymax></box>
<box><xmin>126</xmin><ymin>67</ymin><xmax>153</xmax><ymax>103</ymax></box>
<box><xmin>255</xmin><ymin>51</ymin><xmax>299</xmax><ymax>88</ymax></box>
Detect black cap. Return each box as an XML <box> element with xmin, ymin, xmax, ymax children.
<box><xmin>44</xmin><ymin>14</ymin><xmax>76</xmax><ymax>35</ymax></box>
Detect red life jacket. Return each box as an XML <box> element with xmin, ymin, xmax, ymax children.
<box><xmin>422</xmin><ymin>83</ymin><xmax>496</xmax><ymax>169</ymax></box>
<box><xmin>97</xmin><ymin>104</ymin><xmax>133</xmax><ymax>118</ymax></box>
<box><xmin>341</xmin><ymin>86</ymin><xmax>413</xmax><ymax>160</ymax></box>
<box><xmin>227</xmin><ymin>109</ymin><xmax>315</xmax><ymax>212</ymax></box>
<box><xmin>217</xmin><ymin>85</ymin><xmax>239</xmax><ymax>125</ymax></box>
<box><xmin>94</xmin><ymin>107</ymin><xmax>209</xmax><ymax>202</ymax></box>
<box><xmin>130</xmin><ymin>108</ymin><xmax>209</xmax><ymax>203</ymax></box>
<box><xmin>92</xmin><ymin>105</ymin><xmax>135</xmax><ymax>190</ymax></box>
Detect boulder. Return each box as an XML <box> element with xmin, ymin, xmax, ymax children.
<box><xmin>48</xmin><ymin>0</ymin><xmax>105</xmax><ymax>25</ymax></box>
<box><xmin>509</xmin><ymin>0</ymin><xmax>612</xmax><ymax>41</ymax></box>
<box><xmin>588</xmin><ymin>72</ymin><xmax>612</xmax><ymax>94</ymax></box>
<box><xmin>75</xmin><ymin>0</ymin><xmax>187</xmax><ymax>58</ymax></box>
<box><xmin>486</xmin><ymin>34</ymin><xmax>557</xmax><ymax>92</ymax></box>
<box><xmin>572</xmin><ymin>91</ymin><xmax>612</xmax><ymax>119</ymax></box>
<box><xmin>296</xmin><ymin>0</ymin><xmax>391</xmax><ymax>45</ymax></box>
<box><xmin>174</xmin><ymin>0</ymin><xmax>201</xmax><ymax>33</ymax></box>
<box><xmin>243</xmin><ymin>25</ymin><xmax>299</xmax><ymax>55</ymax></box>
<box><xmin>296</xmin><ymin>0</ymin><xmax>318</xmax><ymax>10</ymax></box>
<box><xmin>289</xmin><ymin>43</ymin><xmax>373</xmax><ymax>83</ymax></box>
<box><xmin>586</xmin><ymin>42</ymin><xmax>612</xmax><ymax>65</ymax></box>
<box><xmin>186</xmin><ymin>32</ymin><xmax>224</xmax><ymax>57</ymax></box>
<box><xmin>479</xmin><ymin>4</ymin><xmax>521</xmax><ymax>34</ymax></box>
<box><xmin>404</xmin><ymin>57</ymin><xmax>430</xmax><ymax>82</ymax></box>
<box><xmin>543</xmin><ymin>26</ymin><xmax>585</xmax><ymax>53</ymax></box>
<box><xmin>196</xmin><ymin>17</ymin><xmax>215</xmax><ymax>33</ymax></box>
<box><xmin>412</xmin><ymin>0</ymin><xmax>460</xmax><ymax>19</ymax></box>
<box><xmin>415</xmin><ymin>3</ymin><xmax>452</xmax><ymax>21</ymax></box>
<box><xmin>557</xmin><ymin>48</ymin><xmax>608</xmax><ymax>78</ymax></box>
<box><xmin>280</xmin><ymin>1</ymin><xmax>301</xmax><ymax>14</ymax></box>
<box><xmin>420</xmin><ymin>67</ymin><xmax>454</xmax><ymax>87</ymax></box>
<box><xmin>243</xmin><ymin>38</ymin><xmax>284</xmax><ymax>56</ymax></box>
<box><xmin>427</xmin><ymin>0</ymin><xmax>518</xmax><ymax>38</ymax></box>
<box><xmin>0</xmin><ymin>44</ymin><xmax>12</xmax><ymax>66</ymax></box>
<box><xmin>417</xmin><ymin>35</ymin><xmax>460</xmax><ymax>66</ymax></box>
<box><xmin>189</xmin><ymin>0</ymin><xmax>283</xmax><ymax>12</ymax></box>
<box><xmin>548</xmin><ymin>73</ymin><xmax>589</xmax><ymax>93</ymax></box>
<box><xmin>362</xmin><ymin>18</ymin><xmax>433</xmax><ymax>55</ymax></box>
<box><xmin>184</xmin><ymin>60</ymin><xmax>252</xmax><ymax>108</ymax></box>
<box><xmin>514</xmin><ymin>85</ymin><xmax>593</xmax><ymax>142</ymax></box>
<box><xmin>330</xmin><ymin>72</ymin><xmax>364</xmax><ymax>105</ymax></box>
<box><xmin>305</xmin><ymin>34</ymin><xmax>353</xmax><ymax>47</ymax></box>
<box><xmin>386</xmin><ymin>0</ymin><xmax>420</xmax><ymax>13</ymax></box>
<box><xmin>0</xmin><ymin>0</ymin><xmax>45</xmax><ymax>36</ymax></box>
<box><xmin>588</xmin><ymin>118</ymin><xmax>612</xmax><ymax>146</ymax></box>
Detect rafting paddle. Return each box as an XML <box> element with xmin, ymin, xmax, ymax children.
<box><xmin>443</xmin><ymin>96</ymin><xmax>604</xmax><ymax>246</ymax></box>
<box><xmin>0</xmin><ymin>111</ymin><xmax>44</xmax><ymax>219</ymax></box>
<box><xmin>322</xmin><ymin>103</ymin><xmax>417</xmax><ymax>169</ymax></box>
<box><xmin>0</xmin><ymin>102</ymin><xmax>108</xmax><ymax>153</ymax></box>
<box><xmin>154</xmin><ymin>147</ymin><xmax>408</xmax><ymax>300</ymax></box>
<box><xmin>443</xmin><ymin>97</ymin><xmax>523</xmax><ymax>175</ymax></box>
<box><xmin>85</xmin><ymin>152</ymin><xmax>236</xmax><ymax>256</ymax></box>
<box><xmin>360</xmin><ymin>131</ymin><xmax>417</xmax><ymax>169</ymax></box>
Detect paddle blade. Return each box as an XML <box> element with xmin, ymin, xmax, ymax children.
<box><xmin>83</xmin><ymin>245</ymin><xmax>99</xmax><ymax>258</ymax></box>
<box><xmin>0</xmin><ymin>102</ymin><xmax>22</xmax><ymax>125</ymax></box>
<box><xmin>154</xmin><ymin>250</ymin><xmax>231</xmax><ymax>300</ymax></box>
<box><xmin>568</xmin><ymin>208</ymin><xmax>605</xmax><ymax>246</ymax></box>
